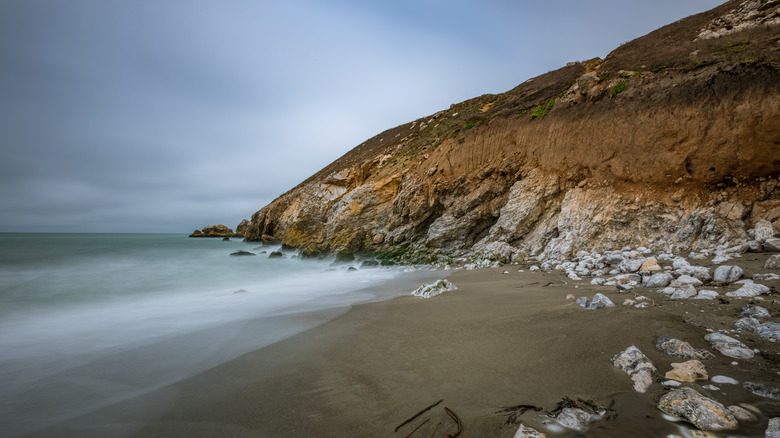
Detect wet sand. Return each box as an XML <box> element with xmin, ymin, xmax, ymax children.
<box><xmin>42</xmin><ymin>261</ymin><xmax>780</xmax><ymax>437</ymax></box>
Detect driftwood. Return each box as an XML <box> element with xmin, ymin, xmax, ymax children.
<box><xmin>429</xmin><ymin>422</ymin><xmax>441</xmax><ymax>438</ymax></box>
<box><xmin>395</xmin><ymin>399</ymin><xmax>443</xmax><ymax>432</ymax></box>
<box><xmin>444</xmin><ymin>407</ymin><xmax>462</xmax><ymax>438</ymax></box>
<box><xmin>404</xmin><ymin>418</ymin><xmax>429</xmax><ymax>438</ymax></box>
<box><xmin>496</xmin><ymin>404</ymin><xmax>543</xmax><ymax>424</ymax></box>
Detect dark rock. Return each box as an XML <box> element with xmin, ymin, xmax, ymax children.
<box><xmin>360</xmin><ymin>260</ymin><xmax>380</xmax><ymax>268</ymax></box>
<box><xmin>235</xmin><ymin>219</ymin><xmax>250</xmax><ymax>237</ymax></box>
<box><xmin>733</xmin><ymin>317</ymin><xmax>760</xmax><ymax>332</ymax></box>
<box><xmin>222</xmin><ymin>237</ymin><xmax>230</xmax><ymax>241</ymax></box>
<box><xmin>335</xmin><ymin>250</ymin><xmax>355</xmax><ymax>263</ymax></box>
<box><xmin>189</xmin><ymin>224</ymin><xmax>235</xmax><ymax>238</ymax></box>
<box><xmin>756</xmin><ymin>322</ymin><xmax>780</xmax><ymax>342</ymax></box>
<box><xmin>741</xmin><ymin>304</ymin><xmax>771</xmax><ymax>319</ymax></box>
<box><xmin>658</xmin><ymin>387</ymin><xmax>738</xmax><ymax>431</ymax></box>
<box><xmin>743</xmin><ymin>382</ymin><xmax>780</xmax><ymax>401</ymax></box>
<box><xmin>230</xmin><ymin>250</ymin><xmax>255</xmax><ymax>256</ymax></box>
<box><xmin>268</xmin><ymin>251</ymin><xmax>284</xmax><ymax>259</ymax></box>
<box><xmin>347</xmin><ymin>266</ymin><xmax>358</xmax><ymax>272</ymax></box>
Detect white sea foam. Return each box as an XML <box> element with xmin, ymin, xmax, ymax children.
<box><xmin>0</xmin><ymin>233</ymin><xmax>431</xmax><ymax>437</ymax></box>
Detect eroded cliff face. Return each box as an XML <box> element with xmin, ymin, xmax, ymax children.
<box><xmin>245</xmin><ymin>0</ymin><xmax>780</xmax><ymax>263</ymax></box>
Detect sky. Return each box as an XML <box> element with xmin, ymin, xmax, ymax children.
<box><xmin>0</xmin><ymin>0</ymin><xmax>725</xmax><ymax>233</ymax></box>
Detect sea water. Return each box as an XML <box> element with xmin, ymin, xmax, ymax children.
<box><xmin>0</xmin><ymin>233</ymin><xmax>421</xmax><ymax>437</ymax></box>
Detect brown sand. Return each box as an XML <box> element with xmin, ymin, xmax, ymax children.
<box><xmin>46</xmin><ymin>260</ymin><xmax>780</xmax><ymax>437</ymax></box>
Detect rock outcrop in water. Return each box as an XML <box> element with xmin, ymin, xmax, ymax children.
<box><xmin>244</xmin><ymin>0</ymin><xmax>780</xmax><ymax>263</ymax></box>
<box><xmin>190</xmin><ymin>224</ymin><xmax>235</xmax><ymax>238</ymax></box>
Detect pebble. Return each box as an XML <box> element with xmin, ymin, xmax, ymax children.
<box><xmin>711</xmin><ymin>375</ymin><xmax>739</xmax><ymax>385</ymax></box>
<box><xmin>658</xmin><ymin>387</ymin><xmax>738</xmax><ymax>431</ymax></box>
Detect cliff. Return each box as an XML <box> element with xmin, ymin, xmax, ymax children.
<box><xmin>245</xmin><ymin>0</ymin><xmax>780</xmax><ymax>264</ymax></box>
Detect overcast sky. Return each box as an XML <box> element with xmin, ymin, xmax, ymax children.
<box><xmin>0</xmin><ymin>0</ymin><xmax>724</xmax><ymax>233</ymax></box>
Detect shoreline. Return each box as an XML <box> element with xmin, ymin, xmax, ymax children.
<box><xmin>37</xmin><ymin>255</ymin><xmax>780</xmax><ymax>437</ymax></box>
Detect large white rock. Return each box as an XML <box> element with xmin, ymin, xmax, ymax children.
<box><xmin>410</xmin><ymin>279</ymin><xmax>457</xmax><ymax>298</ymax></box>
<box><xmin>754</xmin><ymin>219</ymin><xmax>777</xmax><ymax>243</ymax></box>
<box><xmin>713</xmin><ymin>265</ymin><xmax>743</xmax><ymax>283</ymax></box>
<box><xmin>726</xmin><ymin>282</ymin><xmax>770</xmax><ymax>298</ymax></box>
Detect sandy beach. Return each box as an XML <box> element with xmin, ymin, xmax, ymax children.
<box><xmin>39</xmin><ymin>256</ymin><xmax>780</xmax><ymax>438</ymax></box>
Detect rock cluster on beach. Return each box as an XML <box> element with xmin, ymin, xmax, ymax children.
<box><xmin>504</xmin><ymin>219</ymin><xmax>780</xmax><ymax>436</ymax></box>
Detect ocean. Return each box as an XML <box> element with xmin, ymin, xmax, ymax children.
<box><xmin>0</xmin><ymin>233</ymin><xmax>429</xmax><ymax>437</ymax></box>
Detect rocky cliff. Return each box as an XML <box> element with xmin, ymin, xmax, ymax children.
<box><xmin>245</xmin><ymin>0</ymin><xmax>780</xmax><ymax>264</ymax></box>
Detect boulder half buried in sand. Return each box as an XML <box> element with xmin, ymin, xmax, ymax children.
<box><xmin>411</xmin><ymin>279</ymin><xmax>457</xmax><ymax>299</ymax></box>
<box><xmin>704</xmin><ymin>333</ymin><xmax>754</xmax><ymax>359</ymax></box>
<box><xmin>655</xmin><ymin>335</ymin><xmax>714</xmax><ymax>360</ymax></box>
<box><xmin>658</xmin><ymin>387</ymin><xmax>738</xmax><ymax>431</ymax></box>
<box><xmin>514</xmin><ymin>423</ymin><xmax>547</xmax><ymax>438</ymax></box>
<box><xmin>665</xmin><ymin>360</ymin><xmax>708</xmax><ymax>382</ymax></box>
<box><xmin>611</xmin><ymin>345</ymin><xmax>656</xmax><ymax>393</ymax></box>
